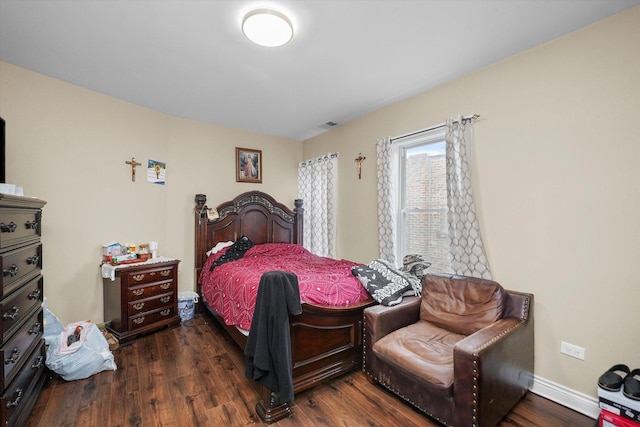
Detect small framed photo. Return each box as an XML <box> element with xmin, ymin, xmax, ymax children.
<box><xmin>236</xmin><ymin>147</ymin><xmax>262</xmax><ymax>183</ymax></box>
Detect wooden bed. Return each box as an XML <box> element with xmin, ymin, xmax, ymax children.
<box><xmin>194</xmin><ymin>191</ymin><xmax>374</xmax><ymax>423</ymax></box>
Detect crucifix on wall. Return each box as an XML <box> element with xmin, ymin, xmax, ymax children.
<box><xmin>125</xmin><ymin>157</ymin><xmax>142</xmax><ymax>182</ymax></box>
<box><xmin>354</xmin><ymin>153</ymin><xmax>366</xmax><ymax>180</ymax></box>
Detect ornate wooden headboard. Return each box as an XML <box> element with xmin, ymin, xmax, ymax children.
<box><xmin>194</xmin><ymin>191</ymin><xmax>303</xmax><ymax>292</ymax></box>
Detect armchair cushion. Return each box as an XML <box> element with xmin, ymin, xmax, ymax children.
<box><xmin>420</xmin><ymin>274</ymin><xmax>505</xmax><ymax>335</ymax></box>
<box><xmin>373</xmin><ymin>320</ymin><xmax>464</xmax><ymax>391</ymax></box>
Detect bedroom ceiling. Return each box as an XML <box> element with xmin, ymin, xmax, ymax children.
<box><xmin>0</xmin><ymin>0</ymin><xmax>638</xmax><ymax>141</ymax></box>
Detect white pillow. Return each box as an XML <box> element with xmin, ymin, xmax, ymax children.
<box><xmin>206</xmin><ymin>241</ymin><xmax>234</xmax><ymax>257</ymax></box>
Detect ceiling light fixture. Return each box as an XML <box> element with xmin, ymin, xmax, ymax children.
<box><xmin>242</xmin><ymin>9</ymin><xmax>293</xmax><ymax>47</ymax></box>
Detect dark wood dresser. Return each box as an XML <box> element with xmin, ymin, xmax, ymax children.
<box><xmin>0</xmin><ymin>194</ymin><xmax>47</xmax><ymax>427</ymax></box>
<box><xmin>103</xmin><ymin>259</ymin><xmax>180</xmax><ymax>345</ymax></box>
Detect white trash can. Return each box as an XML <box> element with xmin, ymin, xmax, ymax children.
<box><xmin>177</xmin><ymin>291</ymin><xmax>199</xmax><ymax>322</ymax></box>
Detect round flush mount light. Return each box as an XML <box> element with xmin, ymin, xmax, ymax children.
<box><xmin>242</xmin><ymin>9</ymin><xmax>293</xmax><ymax>47</ymax></box>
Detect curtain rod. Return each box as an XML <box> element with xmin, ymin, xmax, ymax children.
<box><xmin>299</xmin><ymin>152</ymin><xmax>338</xmax><ymax>166</ymax></box>
<box><xmin>390</xmin><ymin>114</ymin><xmax>480</xmax><ymax>142</ymax></box>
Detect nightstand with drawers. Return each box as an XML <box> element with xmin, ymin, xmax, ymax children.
<box><xmin>102</xmin><ymin>259</ymin><xmax>181</xmax><ymax>345</ymax></box>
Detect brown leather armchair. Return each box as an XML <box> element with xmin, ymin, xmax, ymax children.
<box><xmin>363</xmin><ymin>273</ymin><xmax>534</xmax><ymax>427</ymax></box>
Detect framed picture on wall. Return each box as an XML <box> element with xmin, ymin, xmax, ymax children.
<box><xmin>236</xmin><ymin>147</ymin><xmax>262</xmax><ymax>183</ymax></box>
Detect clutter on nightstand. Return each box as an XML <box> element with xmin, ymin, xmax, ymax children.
<box><xmin>137</xmin><ymin>243</ymin><xmax>151</xmax><ymax>260</ymax></box>
<box><xmin>101</xmin><ymin>240</ymin><xmax>156</xmax><ymax>265</ymax></box>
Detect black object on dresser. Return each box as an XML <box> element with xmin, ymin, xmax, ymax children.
<box><xmin>103</xmin><ymin>259</ymin><xmax>181</xmax><ymax>345</ymax></box>
<box><xmin>0</xmin><ymin>194</ymin><xmax>47</xmax><ymax>427</ymax></box>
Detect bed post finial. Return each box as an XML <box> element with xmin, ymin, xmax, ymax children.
<box><xmin>195</xmin><ymin>194</ymin><xmax>207</xmax><ymax>210</ymax></box>
<box><xmin>294</xmin><ymin>199</ymin><xmax>304</xmax><ymax>245</ymax></box>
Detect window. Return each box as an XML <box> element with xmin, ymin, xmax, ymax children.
<box><xmin>396</xmin><ymin>130</ymin><xmax>452</xmax><ymax>274</ymax></box>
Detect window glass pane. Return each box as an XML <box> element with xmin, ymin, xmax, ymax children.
<box><xmin>400</xmin><ymin>140</ymin><xmax>451</xmax><ymax>273</ymax></box>
<box><xmin>404</xmin><ymin>142</ymin><xmax>446</xmax><ymax>210</ymax></box>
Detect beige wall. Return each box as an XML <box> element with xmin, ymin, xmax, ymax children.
<box><xmin>0</xmin><ymin>62</ymin><xmax>302</xmax><ymax>325</ymax></box>
<box><xmin>303</xmin><ymin>7</ymin><xmax>640</xmax><ymax>400</ymax></box>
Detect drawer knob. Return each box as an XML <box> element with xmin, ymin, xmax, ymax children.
<box><xmin>133</xmin><ymin>302</ymin><xmax>145</xmax><ymax>311</ymax></box>
<box><xmin>3</xmin><ymin>306</ymin><xmax>19</xmax><ymax>320</ymax></box>
<box><xmin>133</xmin><ymin>316</ymin><xmax>145</xmax><ymax>325</ymax></box>
<box><xmin>26</xmin><ymin>255</ymin><xmax>40</xmax><ymax>265</ymax></box>
<box><xmin>29</xmin><ymin>322</ymin><xmax>41</xmax><ymax>335</ymax></box>
<box><xmin>6</xmin><ymin>388</ymin><xmax>23</xmax><ymax>408</ymax></box>
<box><xmin>28</xmin><ymin>288</ymin><xmax>42</xmax><ymax>300</ymax></box>
<box><xmin>25</xmin><ymin>220</ymin><xmax>39</xmax><ymax>230</ymax></box>
<box><xmin>3</xmin><ymin>264</ymin><xmax>19</xmax><ymax>277</ymax></box>
<box><xmin>160</xmin><ymin>309</ymin><xmax>170</xmax><ymax>317</ymax></box>
<box><xmin>132</xmin><ymin>289</ymin><xmax>144</xmax><ymax>296</ymax></box>
<box><xmin>4</xmin><ymin>347</ymin><xmax>21</xmax><ymax>364</ymax></box>
<box><xmin>160</xmin><ymin>283</ymin><xmax>170</xmax><ymax>290</ymax></box>
<box><xmin>132</xmin><ymin>274</ymin><xmax>145</xmax><ymax>282</ymax></box>
<box><xmin>160</xmin><ymin>270</ymin><xmax>171</xmax><ymax>277</ymax></box>
<box><xmin>31</xmin><ymin>356</ymin><xmax>45</xmax><ymax>369</ymax></box>
<box><xmin>160</xmin><ymin>296</ymin><xmax>170</xmax><ymax>303</ymax></box>
<box><xmin>0</xmin><ymin>222</ymin><xmax>17</xmax><ymax>233</ymax></box>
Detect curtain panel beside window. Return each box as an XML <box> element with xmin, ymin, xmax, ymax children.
<box><xmin>376</xmin><ymin>137</ymin><xmax>397</xmax><ymax>264</ymax></box>
<box><xmin>445</xmin><ymin>118</ymin><xmax>492</xmax><ymax>279</ymax></box>
<box><xmin>298</xmin><ymin>153</ymin><xmax>339</xmax><ymax>258</ymax></box>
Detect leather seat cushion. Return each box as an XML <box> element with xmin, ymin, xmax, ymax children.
<box><xmin>420</xmin><ymin>274</ymin><xmax>505</xmax><ymax>335</ymax></box>
<box><xmin>372</xmin><ymin>320</ymin><xmax>464</xmax><ymax>391</ymax></box>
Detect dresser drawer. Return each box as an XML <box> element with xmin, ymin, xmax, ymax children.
<box><xmin>128</xmin><ymin>306</ymin><xmax>175</xmax><ymax>331</ymax></box>
<box><xmin>0</xmin><ymin>243</ymin><xmax>42</xmax><ymax>298</ymax></box>
<box><xmin>0</xmin><ymin>309</ymin><xmax>43</xmax><ymax>391</ymax></box>
<box><xmin>127</xmin><ymin>292</ymin><xmax>174</xmax><ymax>316</ymax></box>
<box><xmin>128</xmin><ymin>280</ymin><xmax>175</xmax><ymax>301</ymax></box>
<box><xmin>0</xmin><ymin>209</ymin><xmax>41</xmax><ymax>250</ymax></box>
<box><xmin>121</xmin><ymin>265</ymin><xmax>176</xmax><ymax>287</ymax></box>
<box><xmin>0</xmin><ymin>340</ymin><xmax>46</xmax><ymax>427</ymax></box>
<box><xmin>1</xmin><ymin>275</ymin><xmax>43</xmax><ymax>342</ymax></box>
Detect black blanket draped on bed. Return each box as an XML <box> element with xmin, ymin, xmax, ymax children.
<box><xmin>244</xmin><ymin>271</ymin><xmax>302</xmax><ymax>404</ymax></box>
<box><xmin>208</xmin><ymin>235</ymin><xmax>253</xmax><ymax>271</ymax></box>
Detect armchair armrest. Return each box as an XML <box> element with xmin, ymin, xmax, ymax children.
<box><xmin>363</xmin><ymin>297</ymin><xmax>421</xmax><ymax>378</ymax></box>
<box><xmin>363</xmin><ymin>296</ymin><xmax>421</xmax><ymax>345</ymax></box>
<box><xmin>453</xmin><ymin>314</ymin><xmax>534</xmax><ymax>427</ymax></box>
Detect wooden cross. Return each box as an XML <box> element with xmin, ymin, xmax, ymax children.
<box><xmin>125</xmin><ymin>157</ymin><xmax>142</xmax><ymax>182</ymax></box>
<box><xmin>354</xmin><ymin>153</ymin><xmax>366</xmax><ymax>180</ymax></box>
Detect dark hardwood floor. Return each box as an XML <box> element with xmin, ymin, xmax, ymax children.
<box><xmin>27</xmin><ymin>313</ymin><xmax>596</xmax><ymax>426</ymax></box>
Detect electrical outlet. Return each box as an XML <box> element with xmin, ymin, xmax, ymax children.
<box><xmin>561</xmin><ymin>341</ymin><xmax>585</xmax><ymax>360</ymax></box>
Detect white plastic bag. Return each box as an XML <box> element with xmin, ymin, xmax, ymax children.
<box><xmin>45</xmin><ymin>320</ymin><xmax>117</xmax><ymax>381</ymax></box>
<box><xmin>42</xmin><ymin>297</ymin><xmax>64</xmax><ymax>346</ymax></box>
<box><xmin>57</xmin><ymin>320</ymin><xmax>90</xmax><ymax>355</ymax></box>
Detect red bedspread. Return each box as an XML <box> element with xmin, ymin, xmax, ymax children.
<box><xmin>199</xmin><ymin>243</ymin><xmax>370</xmax><ymax>330</ymax></box>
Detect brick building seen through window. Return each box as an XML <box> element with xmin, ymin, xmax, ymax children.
<box><xmin>401</xmin><ymin>142</ymin><xmax>452</xmax><ymax>274</ymax></box>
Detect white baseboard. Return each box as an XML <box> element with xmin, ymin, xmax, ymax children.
<box><xmin>530</xmin><ymin>375</ymin><xmax>600</xmax><ymax>420</ymax></box>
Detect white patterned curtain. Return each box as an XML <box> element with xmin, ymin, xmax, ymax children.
<box><xmin>445</xmin><ymin>117</ymin><xmax>493</xmax><ymax>279</ymax></box>
<box><xmin>376</xmin><ymin>137</ymin><xmax>397</xmax><ymax>264</ymax></box>
<box><xmin>298</xmin><ymin>153</ymin><xmax>338</xmax><ymax>257</ymax></box>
